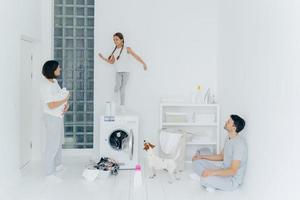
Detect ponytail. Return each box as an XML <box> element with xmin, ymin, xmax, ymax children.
<box><xmin>116</xmin><ymin>44</ymin><xmax>124</xmax><ymax>60</ymax></box>
<box><xmin>109</xmin><ymin>43</ymin><xmax>124</xmax><ymax>60</ymax></box>
<box><xmin>108</xmin><ymin>46</ymin><xmax>117</xmax><ymax>60</ymax></box>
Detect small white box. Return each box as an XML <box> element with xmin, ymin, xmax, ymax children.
<box><xmin>165</xmin><ymin>112</ymin><xmax>188</xmax><ymax>122</ymax></box>
<box><xmin>82</xmin><ymin>168</ymin><xmax>100</xmax><ymax>181</ymax></box>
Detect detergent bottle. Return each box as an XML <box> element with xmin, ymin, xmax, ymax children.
<box><xmin>192</xmin><ymin>85</ymin><xmax>204</xmax><ymax>104</ymax></box>
<box><xmin>133</xmin><ymin>164</ymin><xmax>142</xmax><ymax>187</ymax></box>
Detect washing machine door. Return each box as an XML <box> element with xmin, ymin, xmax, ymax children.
<box><xmin>109</xmin><ymin>129</ymin><xmax>128</xmax><ymax>150</ymax></box>
<box><xmin>108</xmin><ymin>129</ymin><xmax>134</xmax><ymax>160</ymax></box>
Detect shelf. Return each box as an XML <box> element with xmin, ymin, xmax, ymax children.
<box><xmin>162</xmin><ymin>122</ymin><xmax>217</xmax><ymax>127</ymax></box>
<box><xmin>160</xmin><ymin>101</ymin><xmax>220</xmax><ymax>156</ymax></box>
<box><xmin>160</xmin><ymin>103</ymin><xmax>219</xmax><ymax>107</ymax></box>
<box><xmin>186</xmin><ymin>141</ymin><xmax>217</xmax><ymax>145</ymax></box>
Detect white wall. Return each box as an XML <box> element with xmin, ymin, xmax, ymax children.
<box><xmin>0</xmin><ymin>0</ymin><xmax>21</xmax><ymax>188</ymax></box>
<box><xmin>94</xmin><ymin>0</ymin><xmax>219</xmax><ymax>158</ymax></box>
<box><xmin>0</xmin><ymin>0</ymin><xmax>43</xmax><ymax>189</ymax></box>
<box><xmin>31</xmin><ymin>0</ymin><xmax>54</xmax><ymax>161</ymax></box>
<box><xmin>218</xmin><ymin>0</ymin><xmax>300</xmax><ymax>199</ymax></box>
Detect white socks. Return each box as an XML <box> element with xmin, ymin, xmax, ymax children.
<box><xmin>189</xmin><ymin>173</ymin><xmax>216</xmax><ymax>192</ymax></box>
<box><xmin>56</xmin><ymin>165</ymin><xmax>66</xmax><ymax>172</ymax></box>
<box><xmin>45</xmin><ymin>165</ymin><xmax>65</xmax><ymax>183</ymax></box>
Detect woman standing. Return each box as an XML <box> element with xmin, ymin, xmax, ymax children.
<box><xmin>98</xmin><ymin>32</ymin><xmax>147</xmax><ymax>110</ymax></box>
<box><xmin>40</xmin><ymin>60</ymin><xmax>69</xmax><ymax>182</ymax></box>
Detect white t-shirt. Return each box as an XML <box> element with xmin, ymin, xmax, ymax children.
<box><xmin>223</xmin><ymin>135</ymin><xmax>248</xmax><ymax>185</ymax></box>
<box><xmin>113</xmin><ymin>46</ymin><xmax>132</xmax><ymax>72</ymax></box>
<box><xmin>40</xmin><ymin>78</ymin><xmax>69</xmax><ymax>118</ymax></box>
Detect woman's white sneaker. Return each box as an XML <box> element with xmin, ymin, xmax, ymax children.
<box><xmin>56</xmin><ymin>165</ymin><xmax>66</xmax><ymax>172</ymax></box>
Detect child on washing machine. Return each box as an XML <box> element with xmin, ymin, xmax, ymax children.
<box><xmin>98</xmin><ymin>32</ymin><xmax>147</xmax><ymax>112</ymax></box>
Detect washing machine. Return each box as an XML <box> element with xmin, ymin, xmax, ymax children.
<box><xmin>100</xmin><ymin>115</ymin><xmax>139</xmax><ymax>169</ymax></box>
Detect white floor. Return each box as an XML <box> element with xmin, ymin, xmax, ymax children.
<box><xmin>2</xmin><ymin>157</ymin><xmax>247</xmax><ymax>200</ymax></box>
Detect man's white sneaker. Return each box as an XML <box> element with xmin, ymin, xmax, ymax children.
<box><xmin>46</xmin><ymin>175</ymin><xmax>63</xmax><ymax>183</ymax></box>
<box><xmin>189</xmin><ymin>173</ymin><xmax>201</xmax><ymax>182</ymax></box>
<box><xmin>206</xmin><ymin>187</ymin><xmax>216</xmax><ymax>193</ymax></box>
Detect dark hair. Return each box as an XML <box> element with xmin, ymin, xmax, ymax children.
<box><xmin>109</xmin><ymin>32</ymin><xmax>124</xmax><ymax>60</ymax></box>
<box><xmin>42</xmin><ymin>60</ymin><xmax>59</xmax><ymax>79</ymax></box>
<box><xmin>230</xmin><ymin>114</ymin><xmax>245</xmax><ymax>133</ymax></box>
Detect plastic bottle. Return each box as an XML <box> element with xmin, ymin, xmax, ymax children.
<box><xmin>192</xmin><ymin>85</ymin><xmax>199</xmax><ymax>103</ymax></box>
<box><xmin>192</xmin><ymin>85</ymin><xmax>204</xmax><ymax>104</ymax></box>
<box><xmin>133</xmin><ymin>164</ymin><xmax>142</xmax><ymax>187</ymax></box>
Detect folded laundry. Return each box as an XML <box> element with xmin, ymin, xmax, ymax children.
<box><xmin>52</xmin><ymin>87</ymin><xmax>69</xmax><ymax>117</ymax></box>
<box><xmin>196</xmin><ymin>147</ymin><xmax>212</xmax><ymax>155</ymax></box>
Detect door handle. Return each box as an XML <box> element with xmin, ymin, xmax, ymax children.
<box><xmin>129</xmin><ymin>129</ymin><xmax>134</xmax><ymax>160</ymax></box>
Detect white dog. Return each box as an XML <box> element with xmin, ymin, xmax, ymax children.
<box><xmin>143</xmin><ymin>141</ymin><xmax>180</xmax><ymax>183</ymax></box>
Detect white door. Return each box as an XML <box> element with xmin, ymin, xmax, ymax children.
<box><xmin>19</xmin><ymin>39</ymin><xmax>33</xmax><ymax>169</ymax></box>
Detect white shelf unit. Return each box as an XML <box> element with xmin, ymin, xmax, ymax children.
<box><xmin>162</xmin><ymin>122</ymin><xmax>218</xmax><ymax>126</ymax></box>
<box><xmin>159</xmin><ymin>103</ymin><xmax>220</xmax><ymax>163</ymax></box>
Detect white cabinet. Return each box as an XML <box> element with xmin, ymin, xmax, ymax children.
<box><xmin>159</xmin><ymin>103</ymin><xmax>220</xmax><ymax>163</ymax></box>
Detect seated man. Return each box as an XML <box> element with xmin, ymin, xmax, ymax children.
<box><xmin>191</xmin><ymin>114</ymin><xmax>247</xmax><ymax>191</ymax></box>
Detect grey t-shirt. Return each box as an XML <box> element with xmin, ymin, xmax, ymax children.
<box><xmin>223</xmin><ymin>135</ymin><xmax>248</xmax><ymax>185</ymax></box>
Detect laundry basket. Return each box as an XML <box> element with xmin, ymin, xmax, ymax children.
<box><xmin>159</xmin><ymin>130</ymin><xmax>187</xmax><ymax>171</ymax></box>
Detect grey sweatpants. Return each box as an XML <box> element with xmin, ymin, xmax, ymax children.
<box><xmin>44</xmin><ymin>114</ymin><xmax>63</xmax><ymax>175</ymax></box>
<box><xmin>114</xmin><ymin>72</ymin><xmax>129</xmax><ymax>105</ymax></box>
<box><xmin>192</xmin><ymin>160</ymin><xmax>239</xmax><ymax>191</ymax></box>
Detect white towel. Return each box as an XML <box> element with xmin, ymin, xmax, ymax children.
<box><xmin>52</xmin><ymin>88</ymin><xmax>69</xmax><ymax>117</ymax></box>
<box><xmin>160</xmin><ymin>130</ymin><xmax>182</xmax><ymax>155</ymax></box>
